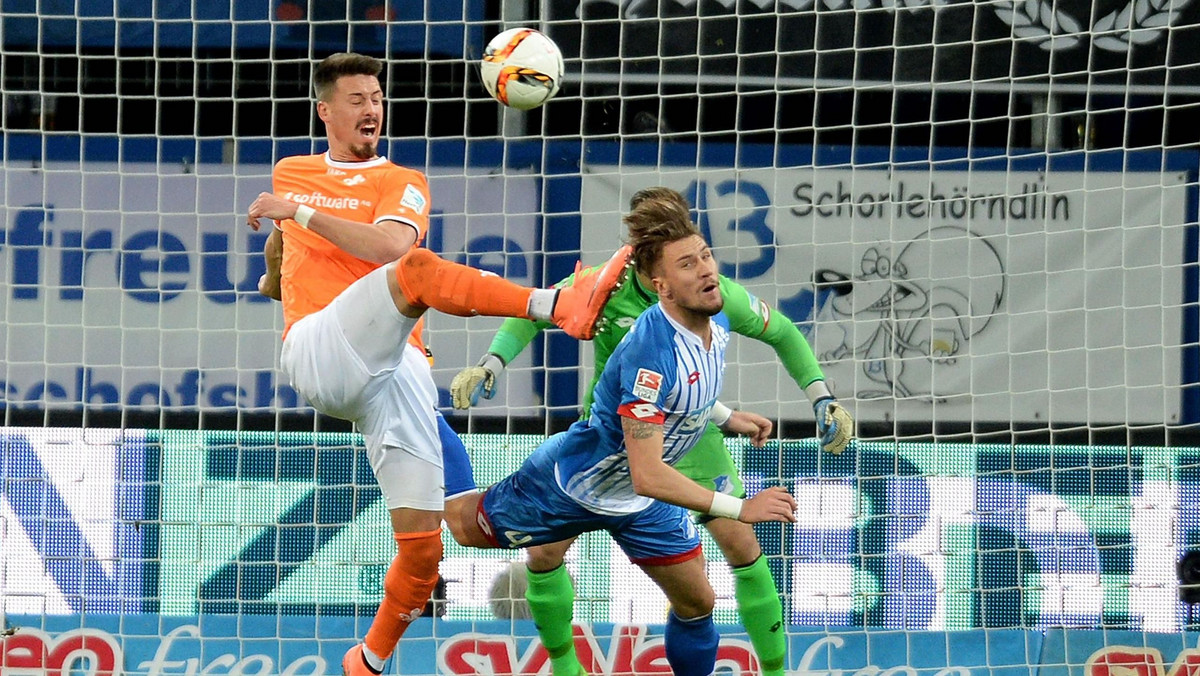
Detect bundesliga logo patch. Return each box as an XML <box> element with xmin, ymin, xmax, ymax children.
<box><xmin>401</xmin><ymin>184</ymin><xmax>427</xmax><ymax>214</ymax></box>
<box><xmin>632</xmin><ymin>368</ymin><xmax>663</xmax><ymax>402</ymax></box>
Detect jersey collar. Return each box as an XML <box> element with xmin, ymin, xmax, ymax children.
<box><xmin>323</xmin><ymin>152</ymin><xmax>389</xmax><ymax>170</ymax></box>
<box><xmin>659</xmin><ymin>305</ymin><xmax>715</xmax><ymax>351</ymax></box>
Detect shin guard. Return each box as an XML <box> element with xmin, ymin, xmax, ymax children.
<box><xmin>363</xmin><ymin>529</ymin><xmax>443</xmax><ymax>662</ymax></box>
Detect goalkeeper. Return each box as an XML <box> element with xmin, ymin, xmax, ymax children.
<box><xmin>450</xmin><ymin>186</ymin><xmax>854</xmax><ymax>676</ymax></box>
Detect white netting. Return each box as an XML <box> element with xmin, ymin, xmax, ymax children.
<box><xmin>1</xmin><ymin>2</ymin><xmax>1199</xmax><ymax>675</ymax></box>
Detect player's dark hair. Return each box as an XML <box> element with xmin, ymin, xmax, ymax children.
<box><xmin>314</xmin><ymin>53</ymin><xmax>383</xmax><ymax>101</ymax></box>
<box><xmin>624</xmin><ymin>195</ymin><xmax>701</xmax><ymax>277</ymax></box>
<box><xmin>629</xmin><ymin>186</ymin><xmax>688</xmax><ymax>211</ymax></box>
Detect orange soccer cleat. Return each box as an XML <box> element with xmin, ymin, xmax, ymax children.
<box><xmin>551</xmin><ymin>245</ymin><xmax>634</xmax><ymax>340</ymax></box>
<box><xmin>342</xmin><ymin>644</ymin><xmax>382</xmax><ymax>676</ymax></box>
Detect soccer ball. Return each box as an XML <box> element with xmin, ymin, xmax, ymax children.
<box><xmin>479</xmin><ymin>28</ymin><xmax>564</xmax><ymax>111</ymax></box>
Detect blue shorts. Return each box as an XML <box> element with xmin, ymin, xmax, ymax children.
<box><xmin>438</xmin><ymin>412</ymin><xmax>477</xmax><ymax>500</ymax></box>
<box><xmin>478</xmin><ymin>434</ymin><xmax>702</xmax><ymax>565</ymax></box>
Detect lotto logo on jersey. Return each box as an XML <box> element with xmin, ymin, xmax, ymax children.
<box><xmin>619</xmin><ymin>400</ymin><xmax>665</xmax><ymax>423</ymax></box>
<box><xmin>632</xmin><ymin>369</ymin><xmax>663</xmax><ymax>401</ymax></box>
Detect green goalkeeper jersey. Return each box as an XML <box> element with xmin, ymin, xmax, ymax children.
<box><xmin>486</xmin><ymin>264</ymin><xmax>827</xmax><ymax>416</ymax></box>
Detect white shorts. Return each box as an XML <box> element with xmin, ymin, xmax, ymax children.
<box><xmin>281</xmin><ymin>265</ymin><xmax>445</xmax><ymax>511</ymax></box>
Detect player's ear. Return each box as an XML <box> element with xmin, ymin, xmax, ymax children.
<box><xmin>316</xmin><ymin>100</ymin><xmax>331</xmax><ymax>123</ymax></box>
<box><xmin>652</xmin><ymin>275</ymin><xmax>670</xmax><ymax>298</ymax></box>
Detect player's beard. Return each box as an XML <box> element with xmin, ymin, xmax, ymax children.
<box><xmin>681</xmin><ymin>295</ymin><xmax>723</xmax><ymax>318</ymax></box>
<box><xmin>349</xmin><ymin>140</ymin><xmax>377</xmax><ymax>160</ymax></box>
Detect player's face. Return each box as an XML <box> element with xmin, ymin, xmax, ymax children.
<box><xmin>654</xmin><ymin>235</ymin><xmax>722</xmax><ymax>316</ymax></box>
<box><xmin>318</xmin><ymin>74</ymin><xmax>383</xmax><ymax>161</ymax></box>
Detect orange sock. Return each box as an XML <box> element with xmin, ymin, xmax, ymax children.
<box><xmin>395</xmin><ymin>248</ymin><xmax>533</xmax><ymax>318</ymax></box>
<box><xmin>363</xmin><ymin>529</ymin><xmax>443</xmax><ymax>662</ymax></box>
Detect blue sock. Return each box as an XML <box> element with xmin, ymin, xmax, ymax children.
<box><xmin>665</xmin><ymin>611</ymin><xmax>718</xmax><ymax>676</ymax></box>
<box><xmin>438</xmin><ymin>413</ymin><xmax>477</xmax><ymax>498</ymax></box>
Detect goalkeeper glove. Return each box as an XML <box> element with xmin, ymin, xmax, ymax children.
<box><xmin>450</xmin><ymin>353</ymin><xmax>506</xmax><ymax>409</ymax></box>
<box><xmin>813</xmin><ymin>398</ymin><xmax>854</xmax><ymax>455</ymax></box>
<box><xmin>804</xmin><ymin>380</ymin><xmax>854</xmax><ymax>455</ymax></box>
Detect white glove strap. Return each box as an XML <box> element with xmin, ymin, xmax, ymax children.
<box><xmin>710</xmin><ymin>401</ymin><xmax>733</xmax><ymax>428</ymax></box>
<box><xmin>294</xmin><ymin>205</ymin><xmax>315</xmax><ymax>228</ymax></box>
<box><xmin>708</xmin><ymin>492</ymin><xmax>744</xmax><ymax>520</ymax></box>
<box><xmin>804</xmin><ymin>379</ymin><xmax>833</xmax><ymax>404</ymax></box>
<box><xmin>478</xmin><ymin>353</ymin><xmax>506</xmax><ymax>375</ymax></box>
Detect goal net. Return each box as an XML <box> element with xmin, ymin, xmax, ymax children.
<box><xmin>1</xmin><ymin>0</ymin><xmax>1198</xmax><ymax>674</ymax></box>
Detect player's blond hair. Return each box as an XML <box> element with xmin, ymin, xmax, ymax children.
<box><xmin>314</xmin><ymin>53</ymin><xmax>383</xmax><ymax>102</ymax></box>
<box><xmin>623</xmin><ymin>190</ymin><xmax>701</xmax><ymax>277</ymax></box>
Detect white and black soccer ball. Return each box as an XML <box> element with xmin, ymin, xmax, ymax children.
<box><xmin>479</xmin><ymin>28</ymin><xmax>564</xmax><ymax>111</ymax></box>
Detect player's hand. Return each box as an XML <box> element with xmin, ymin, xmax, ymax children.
<box><xmin>450</xmin><ymin>367</ymin><xmax>495</xmax><ymax>409</ymax></box>
<box><xmin>449</xmin><ymin>354</ymin><xmax>506</xmax><ymax>409</ymax></box>
<box><xmin>724</xmin><ymin>410</ymin><xmax>772</xmax><ymax>447</ymax></box>
<box><xmin>246</xmin><ymin>192</ymin><xmax>296</xmax><ymax>231</ymax></box>
<box><xmin>813</xmin><ymin>397</ymin><xmax>854</xmax><ymax>455</ymax></box>
<box><xmin>739</xmin><ymin>486</ymin><xmax>797</xmax><ymax>524</ymax></box>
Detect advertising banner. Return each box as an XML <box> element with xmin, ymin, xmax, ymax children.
<box><xmin>6</xmin><ymin>428</ymin><xmax>1198</xmax><ymax>632</ymax></box>
<box><xmin>1039</xmin><ymin>628</ymin><xmax>1200</xmax><ymax>676</ymax></box>
<box><xmin>0</xmin><ymin>615</ymin><xmax>1047</xmax><ymax>676</ymax></box>
<box><xmin>0</xmin><ymin>160</ymin><xmax>545</xmax><ymax>413</ymax></box>
<box><xmin>580</xmin><ymin>167</ymin><xmax>1190</xmax><ymax>424</ymax></box>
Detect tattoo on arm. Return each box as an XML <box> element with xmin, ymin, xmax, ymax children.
<box><xmin>622</xmin><ymin>416</ymin><xmax>661</xmax><ymax>440</ymax></box>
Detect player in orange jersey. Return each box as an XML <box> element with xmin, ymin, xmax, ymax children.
<box><xmin>246</xmin><ymin>53</ymin><xmax>631</xmax><ymax>676</ymax></box>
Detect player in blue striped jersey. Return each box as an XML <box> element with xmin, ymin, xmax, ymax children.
<box><xmin>446</xmin><ymin>195</ymin><xmax>797</xmax><ymax>676</ymax></box>
<box><xmin>559</xmin><ymin>301</ymin><xmax>730</xmax><ymax>514</ymax></box>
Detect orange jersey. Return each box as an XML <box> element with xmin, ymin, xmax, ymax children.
<box><xmin>274</xmin><ymin>152</ymin><xmax>432</xmax><ymax>350</ymax></box>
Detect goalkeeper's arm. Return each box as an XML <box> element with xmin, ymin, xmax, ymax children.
<box><xmin>718</xmin><ymin>276</ymin><xmax>854</xmax><ymax>454</ymax></box>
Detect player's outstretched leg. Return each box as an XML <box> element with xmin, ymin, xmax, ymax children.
<box><xmin>393</xmin><ymin>246</ymin><xmax>632</xmax><ymax>341</ymax></box>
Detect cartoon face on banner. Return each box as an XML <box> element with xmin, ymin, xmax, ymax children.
<box><xmin>801</xmin><ymin>226</ymin><xmax>1004</xmax><ymax>400</ymax></box>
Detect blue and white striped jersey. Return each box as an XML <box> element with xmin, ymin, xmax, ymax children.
<box><xmin>552</xmin><ymin>303</ymin><xmax>731</xmax><ymax>515</ymax></box>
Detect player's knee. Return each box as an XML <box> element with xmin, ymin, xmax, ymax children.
<box><xmin>399</xmin><ymin>245</ymin><xmax>439</xmax><ymax>271</ymax></box>
<box><xmin>675</xmin><ymin>588</ymin><xmax>716</xmax><ymax>620</ymax></box>
<box><xmin>392</xmin><ymin>247</ymin><xmax>439</xmax><ymax>304</ymax></box>
<box><xmin>664</xmin><ymin>568</ymin><xmax>716</xmax><ymax>619</ymax></box>
<box><xmin>525</xmin><ymin>546</ymin><xmax>566</xmax><ymax>573</ymax></box>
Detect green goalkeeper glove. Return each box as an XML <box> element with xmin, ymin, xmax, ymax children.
<box><xmin>450</xmin><ymin>353</ymin><xmax>506</xmax><ymax>409</ymax></box>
